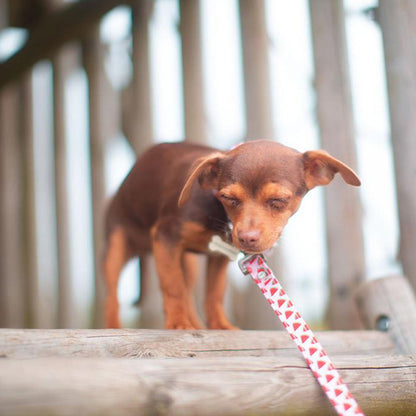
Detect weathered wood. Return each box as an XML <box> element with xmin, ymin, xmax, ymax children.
<box><xmin>19</xmin><ymin>74</ymin><xmax>39</xmax><ymax>328</ymax></box>
<box><xmin>120</xmin><ymin>2</ymin><xmax>162</xmax><ymax>329</ymax></box>
<box><xmin>82</xmin><ymin>29</ymin><xmax>108</xmax><ymax>328</ymax></box>
<box><xmin>238</xmin><ymin>0</ymin><xmax>274</xmax><ymax>139</ymax></box>
<box><xmin>52</xmin><ymin>46</ymin><xmax>74</xmax><ymax>328</ymax></box>
<box><xmin>309</xmin><ymin>0</ymin><xmax>365</xmax><ymax>329</ymax></box>
<box><xmin>179</xmin><ymin>0</ymin><xmax>207</xmax><ymax>143</ymax></box>
<box><xmin>0</xmin><ymin>84</ymin><xmax>26</xmax><ymax>327</ymax></box>
<box><xmin>356</xmin><ymin>275</ymin><xmax>416</xmax><ymax>353</ymax></box>
<box><xmin>378</xmin><ymin>0</ymin><xmax>416</xmax><ymax>291</ymax></box>
<box><xmin>7</xmin><ymin>0</ymin><xmax>57</xmax><ymax>29</ymax></box>
<box><xmin>126</xmin><ymin>0</ymin><xmax>154</xmax><ymax>154</ymax></box>
<box><xmin>0</xmin><ymin>329</ymin><xmax>395</xmax><ymax>359</ymax></box>
<box><xmin>0</xmin><ymin>354</ymin><xmax>415</xmax><ymax>416</ymax></box>
<box><xmin>0</xmin><ymin>0</ymin><xmax>8</xmax><ymax>30</ymax></box>
<box><xmin>238</xmin><ymin>0</ymin><xmax>281</xmax><ymax>330</ymax></box>
<box><xmin>0</xmin><ymin>0</ymin><xmax>138</xmax><ymax>88</ymax></box>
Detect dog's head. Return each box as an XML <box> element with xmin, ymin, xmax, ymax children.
<box><xmin>178</xmin><ymin>140</ymin><xmax>360</xmax><ymax>254</ymax></box>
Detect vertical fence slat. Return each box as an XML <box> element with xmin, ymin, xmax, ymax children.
<box><xmin>129</xmin><ymin>0</ymin><xmax>154</xmax><ymax>154</ymax></box>
<box><xmin>378</xmin><ymin>0</ymin><xmax>416</xmax><ymax>291</ymax></box>
<box><xmin>82</xmin><ymin>29</ymin><xmax>108</xmax><ymax>328</ymax></box>
<box><xmin>20</xmin><ymin>74</ymin><xmax>39</xmax><ymax>328</ymax></box>
<box><xmin>52</xmin><ymin>47</ymin><xmax>73</xmax><ymax>328</ymax></box>
<box><xmin>238</xmin><ymin>0</ymin><xmax>280</xmax><ymax>330</ymax></box>
<box><xmin>178</xmin><ymin>0</ymin><xmax>210</xmax><ymax>326</ymax></box>
<box><xmin>0</xmin><ymin>84</ymin><xmax>26</xmax><ymax>327</ymax></box>
<box><xmin>309</xmin><ymin>0</ymin><xmax>365</xmax><ymax>329</ymax></box>
<box><xmin>129</xmin><ymin>1</ymin><xmax>164</xmax><ymax>329</ymax></box>
<box><xmin>238</xmin><ymin>0</ymin><xmax>273</xmax><ymax>140</ymax></box>
<box><xmin>179</xmin><ymin>0</ymin><xmax>207</xmax><ymax>143</ymax></box>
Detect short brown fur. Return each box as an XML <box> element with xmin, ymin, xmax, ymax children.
<box><xmin>103</xmin><ymin>140</ymin><xmax>360</xmax><ymax>329</ymax></box>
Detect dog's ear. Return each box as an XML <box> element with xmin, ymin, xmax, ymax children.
<box><xmin>303</xmin><ymin>150</ymin><xmax>361</xmax><ymax>190</ymax></box>
<box><xmin>178</xmin><ymin>152</ymin><xmax>225</xmax><ymax>207</ymax></box>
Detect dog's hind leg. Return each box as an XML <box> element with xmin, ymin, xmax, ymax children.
<box><xmin>103</xmin><ymin>227</ymin><xmax>130</xmax><ymax>328</ymax></box>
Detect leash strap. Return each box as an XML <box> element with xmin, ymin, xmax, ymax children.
<box><xmin>240</xmin><ymin>254</ymin><xmax>365</xmax><ymax>416</ymax></box>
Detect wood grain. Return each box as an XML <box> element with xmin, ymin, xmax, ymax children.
<box><xmin>356</xmin><ymin>275</ymin><xmax>416</xmax><ymax>353</ymax></box>
<box><xmin>378</xmin><ymin>0</ymin><xmax>416</xmax><ymax>291</ymax></box>
<box><xmin>0</xmin><ymin>354</ymin><xmax>415</xmax><ymax>416</ymax></box>
<box><xmin>309</xmin><ymin>0</ymin><xmax>365</xmax><ymax>329</ymax></box>
<box><xmin>0</xmin><ymin>329</ymin><xmax>394</xmax><ymax>359</ymax></box>
<box><xmin>0</xmin><ymin>0</ymin><xmax>136</xmax><ymax>87</ymax></box>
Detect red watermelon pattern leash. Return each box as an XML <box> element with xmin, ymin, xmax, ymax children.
<box><xmin>239</xmin><ymin>254</ymin><xmax>365</xmax><ymax>416</ymax></box>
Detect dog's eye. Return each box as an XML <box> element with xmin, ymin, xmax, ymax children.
<box><xmin>220</xmin><ymin>194</ymin><xmax>241</xmax><ymax>207</ymax></box>
<box><xmin>268</xmin><ymin>198</ymin><xmax>288</xmax><ymax>210</ymax></box>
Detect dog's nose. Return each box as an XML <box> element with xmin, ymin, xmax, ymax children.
<box><xmin>238</xmin><ymin>229</ymin><xmax>260</xmax><ymax>248</ymax></box>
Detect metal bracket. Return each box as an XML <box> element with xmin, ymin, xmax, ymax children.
<box><xmin>238</xmin><ymin>253</ymin><xmax>265</xmax><ymax>275</ymax></box>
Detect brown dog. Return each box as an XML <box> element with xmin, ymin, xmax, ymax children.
<box><xmin>103</xmin><ymin>140</ymin><xmax>360</xmax><ymax>329</ymax></box>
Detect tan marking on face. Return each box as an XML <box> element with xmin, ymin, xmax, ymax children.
<box><xmin>219</xmin><ymin>183</ymin><xmax>249</xmax><ymax>201</ymax></box>
<box><xmin>218</xmin><ymin>182</ymin><xmax>303</xmax><ymax>253</ymax></box>
<box><xmin>257</xmin><ymin>182</ymin><xmax>293</xmax><ymax>202</ymax></box>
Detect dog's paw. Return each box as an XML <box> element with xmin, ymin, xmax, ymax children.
<box><xmin>165</xmin><ymin>319</ymin><xmax>196</xmax><ymax>330</ymax></box>
<box><xmin>207</xmin><ymin>320</ymin><xmax>239</xmax><ymax>330</ymax></box>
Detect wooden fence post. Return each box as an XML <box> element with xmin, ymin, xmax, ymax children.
<box><xmin>238</xmin><ymin>0</ymin><xmax>280</xmax><ymax>330</ymax></box>
<box><xmin>356</xmin><ymin>275</ymin><xmax>416</xmax><ymax>353</ymax></box>
<box><xmin>126</xmin><ymin>1</ymin><xmax>164</xmax><ymax>328</ymax></box>
<box><xmin>178</xmin><ymin>0</ymin><xmax>210</xmax><ymax>325</ymax></box>
<box><xmin>52</xmin><ymin>46</ymin><xmax>75</xmax><ymax>328</ymax></box>
<box><xmin>127</xmin><ymin>0</ymin><xmax>154</xmax><ymax>154</ymax></box>
<box><xmin>82</xmin><ymin>29</ymin><xmax>109</xmax><ymax>328</ymax></box>
<box><xmin>378</xmin><ymin>0</ymin><xmax>416</xmax><ymax>291</ymax></box>
<box><xmin>238</xmin><ymin>0</ymin><xmax>273</xmax><ymax>140</ymax></box>
<box><xmin>179</xmin><ymin>0</ymin><xmax>207</xmax><ymax>143</ymax></box>
<box><xmin>0</xmin><ymin>84</ymin><xmax>26</xmax><ymax>327</ymax></box>
<box><xmin>309</xmin><ymin>0</ymin><xmax>365</xmax><ymax>329</ymax></box>
<box><xmin>19</xmin><ymin>74</ymin><xmax>39</xmax><ymax>328</ymax></box>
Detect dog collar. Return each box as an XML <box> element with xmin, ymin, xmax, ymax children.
<box><xmin>208</xmin><ymin>235</ymin><xmax>240</xmax><ymax>261</ymax></box>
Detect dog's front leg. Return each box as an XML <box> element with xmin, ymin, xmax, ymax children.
<box><xmin>152</xmin><ymin>225</ymin><xmax>195</xmax><ymax>330</ymax></box>
<box><xmin>205</xmin><ymin>255</ymin><xmax>238</xmax><ymax>330</ymax></box>
<box><xmin>181</xmin><ymin>252</ymin><xmax>204</xmax><ymax>329</ymax></box>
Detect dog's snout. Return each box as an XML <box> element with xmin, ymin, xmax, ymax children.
<box><xmin>238</xmin><ymin>229</ymin><xmax>260</xmax><ymax>248</ymax></box>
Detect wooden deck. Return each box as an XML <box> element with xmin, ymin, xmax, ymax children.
<box><xmin>1</xmin><ymin>329</ymin><xmax>415</xmax><ymax>416</ymax></box>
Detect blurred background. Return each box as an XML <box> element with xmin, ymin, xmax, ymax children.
<box><xmin>0</xmin><ymin>0</ymin><xmax>414</xmax><ymax>331</ymax></box>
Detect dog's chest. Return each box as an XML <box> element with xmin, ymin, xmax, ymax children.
<box><xmin>180</xmin><ymin>221</ymin><xmax>224</xmax><ymax>253</ymax></box>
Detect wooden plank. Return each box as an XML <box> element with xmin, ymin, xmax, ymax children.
<box><xmin>52</xmin><ymin>46</ymin><xmax>74</xmax><ymax>328</ymax></box>
<box><xmin>237</xmin><ymin>0</ymin><xmax>281</xmax><ymax>330</ymax></box>
<box><xmin>179</xmin><ymin>0</ymin><xmax>207</xmax><ymax>143</ymax></box>
<box><xmin>120</xmin><ymin>2</ymin><xmax>162</xmax><ymax>328</ymax></box>
<box><xmin>19</xmin><ymin>74</ymin><xmax>39</xmax><ymax>328</ymax></box>
<box><xmin>0</xmin><ymin>0</ymin><xmax>8</xmax><ymax>30</ymax></box>
<box><xmin>238</xmin><ymin>0</ymin><xmax>273</xmax><ymax>139</ymax></box>
<box><xmin>308</xmin><ymin>0</ymin><xmax>365</xmax><ymax>329</ymax></box>
<box><xmin>0</xmin><ymin>84</ymin><xmax>26</xmax><ymax>327</ymax></box>
<box><xmin>7</xmin><ymin>0</ymin><xmax>55</xmax><ymax>29</ymax></box>
<box><xmin>178</xmin><ymin>0</ymin><xmax>211</xmax><ymax>325</ymax></box>
<box><xmin>0</xmin><ymin>0</ymin><xmax>138</xmax><ymax>88</ymax></box>
<box><xmin>0</xmin><ymin>329</ymin><xmax>395</xmax><ymax>359</ymax></box>
<box><xmin>124</xmin><ymin>0</ymin><xmax>154</xmax><ymax>154</ymax></box>
<box><xmin>82</xmin><ymin>29</ymin><xmax>108</xmax><ymax>328</ymax></box>
<box><xmin>356</xmin><ymin>275</ymin><xmax>416</xmax><ymax>353</ymax></box>
<box><xmin>378</xmin><ymin>0</ymin><xmax>416</xmax><ymax>291</ymax></box>
<box><xmin>0</xmin><ymin>354</ymin><xmax>415</xmax><ymax>416</ymax></box>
